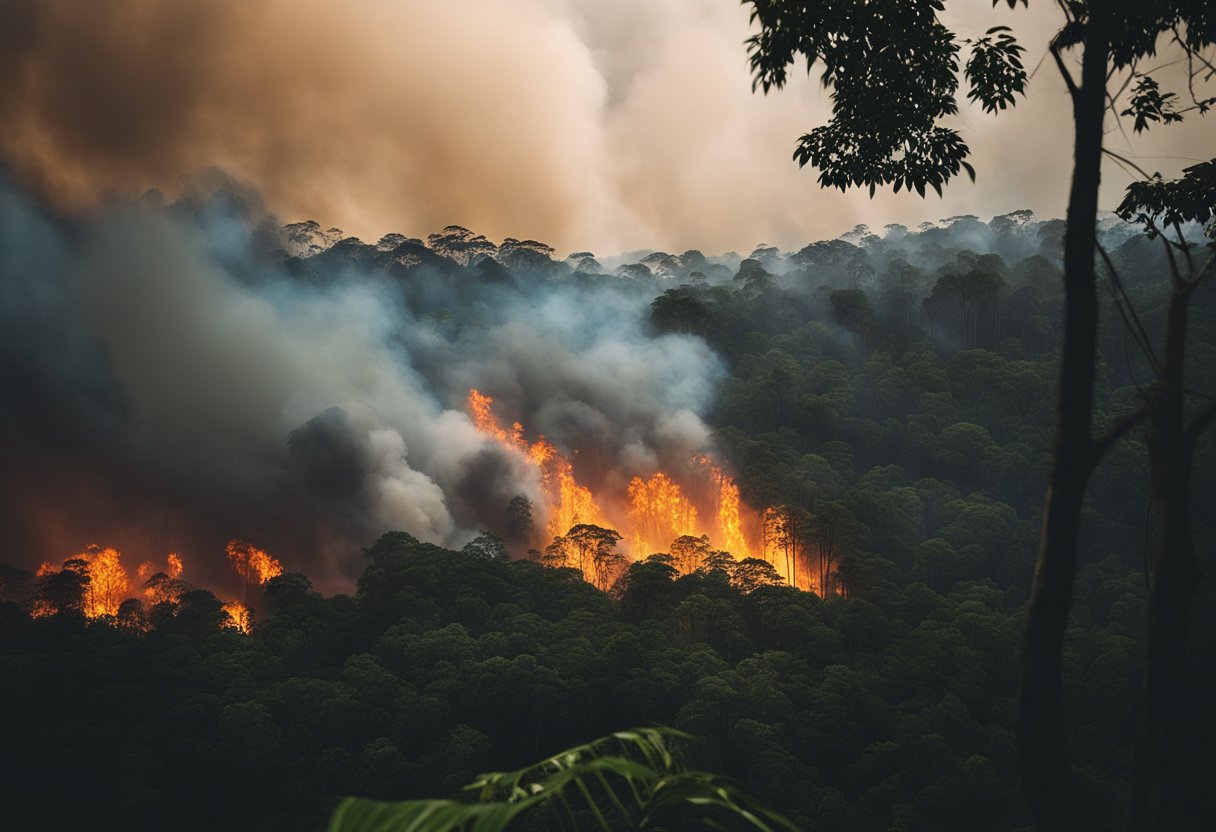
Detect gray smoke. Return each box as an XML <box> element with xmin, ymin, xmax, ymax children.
<box><xmin>0</xmin><ymin>174</ymin><xmax>724</xmax><ymax>591</ymax></box>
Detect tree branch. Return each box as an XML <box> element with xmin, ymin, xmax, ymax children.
<box><xmin>1186</xmin><ymin>400</ymin><xmax>1216</xmax><ymax>450</ymax></box>
<box><xmin>1096</xmin><ymin>242</ymin><xmax>1164</xmax><ymax>376</ymax></box>
<box><xmin>1090</xmin><ymin>407</ymin><xmax>1151</xmax><ymax>470</ymax></box>
<box><xmin>1183</xmin><ymin>250</ymin><xmax>1215</xmax><ymax>294</ymax></box>
<box><xmin>1051</xmin><ymin>41</ymin><xmax>1080</xmax><ymax>98</ymax></box>
<box><xmin>1102</xmin><ymin>147</ymin><xmax>1153</xmax><ymax>179</ymax></box>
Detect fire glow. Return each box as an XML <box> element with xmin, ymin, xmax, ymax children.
<box><xmin>28</xmin><ymin>540</ymin><xmax>281</xmax><ymax>632</ymax></box>
<box><xmin>466</xmin><ymin>388</ymin><xmax>828</xmax><ymax>592</ymax></box>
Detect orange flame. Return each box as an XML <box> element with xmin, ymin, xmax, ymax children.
<box><xmin>627</xmin><ymin>472</ymin><xmax>698</xmax><ymax>555</ymax></box>
<box><xmin>74</xmin><ymin>545</ymin><xmax>130</xmax><ymax>618</ymax></box>
<box><xmin>466</xmin><ymin>389</ymin><xmax>790</xmax><ymax>588</ymax></box>
<box><xmin>694</xmin><ymin>456</ymin><xmax>751</xmax><ymax>559</ymax></box>
<box><xmin>226</xmin><ymin>540</ymin><xmax>283</xmax><ymax>585</ymax></box>
<box><xmin>221</xmin><ymin>601</ymin><xmax>252</xmax><ymax>634</ymax></box>
<box><xmin>468</xmin><ymin>390</ymin><xmax>609</xmax><ymax>543</ymax></box>
<box><xmin>29</xmin><ymin>545</ymin><xmax>267</xmax><ymax>630</ymax></box>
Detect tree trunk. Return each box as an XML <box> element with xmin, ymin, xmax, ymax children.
<box><xmin>1016</xmin><ymin>11</ymin><xmax>1109</xmax><ymax>830</ymax></box>
<box><xmin>1131</xmin><ymin>281</ymin><xmax>1201</xmax><ymax>829</ymax></box>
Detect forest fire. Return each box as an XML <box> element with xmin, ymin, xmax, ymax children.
<box><xmin>226</xmin><ymin>540</ymin><xmax>284</xmax><ymax>586</ymax></box>
<box><xmin>221</xmin><ymin>601</ymin><xmax>252</xmax><ymax>634</ymax></box>
<box><xmin>467</xmin><ymin>388</ymin><xmax>834</xmax><ymax>592</ymax></box>
<box><xmin>466</xmin><ymin>389</ymin><xmax>841</xmax><ymax>594</ymax></box>
<box><xmin>26</xmin><ymin>540</ymin><xmax>282</xmax><ymax>630</ymax></box>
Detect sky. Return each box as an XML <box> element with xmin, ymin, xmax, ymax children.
<box><xmin>1</xmin><ymin>0</ymin><xmax>1211</xmax><ymax>255</ymax></box>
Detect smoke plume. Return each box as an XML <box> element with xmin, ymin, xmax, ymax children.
<box><xmin>1</xmin><ymin>0</ymin><xmax>1210</xmax><ymax>254</ymax></box>
<box><xmin>0</xmin><ymin>175</ymin><xmax>723</xmax><ymax>591</ymax></box>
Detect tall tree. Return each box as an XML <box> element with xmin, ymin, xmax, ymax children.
<box><xmin>741</xmin><ymin>2</ymin><xmax>1214</xmax><ymax>826</ymax></box>
<box><xmin>505</xmin><ymin>494</ymin><xmax>536</xmax><ymax>548</ymax></box>
<box><xmin>1113</xmin><ymin>160</ymin><xmax>1216</xmax><ymax>828</ymax></box>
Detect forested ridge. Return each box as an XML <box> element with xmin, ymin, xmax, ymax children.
<box><xmin>2</xmin><ymin>213</ymin><xmax>1214</xmax><ymax>831</ymax></box>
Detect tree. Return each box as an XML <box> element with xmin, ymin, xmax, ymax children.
<box><xmin>1111</xmin><ymin>160</ymin><xmax>1216</xmax><ymax>828</ymax></box>
<box><xmin>544</xmin><ymin>524</ymin><xmax>628</xmax><ymax>592</ymax></box>
<box><xmin>761</xmin><ymin>505</ymin><xmax>811</xmax><ymax>590</ymax></box>
<box><xmin>669</xmin><ymin>534</ymin><xmax>713</xmax><ymax>574</ymax></box>
<box><xmin>732</xmin><ymin>558</ymin><xmax>785</xmax><ymax>594</ymax></box>
<box><xmin>34</xmin><ymin>558</ymin><xmax>89</xmax><ymax>617</ymax></box>
<box><xmin>807</xmin><ymin>501</ymin><xmax>864</xmax><ymax>598</ymax></box>
<box><xmin>462</xmin><ymin>531</ymin><xmax>511</xmax><ymax>562</ymax></box>
<box><xmin>742</xmin><ymin>2</ymin><xmax>1214</xmax><ymax>826</ymax></box>
<box><xmin>505</xmin><ymin>495</ymin><xmax>535</xmax><ymax>547</ymax></box>
<box><xmin>829</xmin><ymin>289</ymin><xmax>874</xmax><ymax>357</ymax></box>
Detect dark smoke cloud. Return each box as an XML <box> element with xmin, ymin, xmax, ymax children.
<box><xmin>0</xmin><ymin>174</ymin><xmax>724</xmax><ymax>592</ymax></box>
<box><xmin>2</xmin><ymin>1</ymin><xmax>1210</xmax><ymax>255</ymax></box>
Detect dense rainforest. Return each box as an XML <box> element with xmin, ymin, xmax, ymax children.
<box><xmin>2</xmin><ymin>212</ymin><xmax>1214</xmax><ymax>831</ymax></box>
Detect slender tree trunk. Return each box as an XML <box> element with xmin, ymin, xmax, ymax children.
<box><xmin>1131</xmin><ymin>282</ymin><xmax>1201</xmax><ymax>829</ymax></box>
<box><xmin>1016</xmin><ymin>11</ymin><xmax>1109</xmax><ymax>830</ymax></box>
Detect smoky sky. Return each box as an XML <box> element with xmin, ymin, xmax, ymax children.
<box><xmin>1</xmin><ymin>0</ymin><xmax>1211</xmax><ymax>255</ymax></box>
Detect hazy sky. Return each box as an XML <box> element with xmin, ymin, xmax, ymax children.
<box><xmin>1</xmin><ymin>0</ymin><xmax>1211</xmax><ymax>254</ymax></box>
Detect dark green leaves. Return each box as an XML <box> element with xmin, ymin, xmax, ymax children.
<box><xmin>965</xmin><ymin>27</ymin><xmax>1028</xmax><ymax>113</ymax></box>
<box><xmin>1120</xmin><ymin>74</ymin><xmax>1185</xmax><ymax>132</ymax></box>
<box><xmin>1116</xmin><ymin>159</ymin><xmax>1216</xmax><ymax>239</ymax></box>
<box><xmin>328</xmin><ymin>727</ymin><xmax>801</xmax><ymax>832</ymax></box>
<box><xmin>744</xmin><ymin>1</ymin><xmax>1024</xmax><ymax>199</ymax></box>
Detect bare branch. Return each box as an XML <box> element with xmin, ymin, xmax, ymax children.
<box><xmin>1183</xmin><ymin>250</ymin><xmax>1216</xmax><ymax>294</ymax></box>
<box><xmin>1186</xmin><ymin>400</ymin><xmax>1216</xmax><ymax>450</ymax></box>
<box><xmin>1102</xmin><ymin>148</ymin><xmax>1154</xmax><ymax>179</ymax></box>
<box><xmin>1096</xmin><ymin>243</ymin><xmax>1164</xmax><ymax>376</ymax></box>
<box><xmin>1050</xmin><ymin>40</ymin><xmax>1080</xmax><ymax>98</ymax></box>
<box><xmin>1090</xmin><ymin>408</ymin><xmax>1151</xmax><ymax>470</ymax></box>
<box><xmin>1159</xmin><ymin>229</ymin><xmax>1186</xmax><ymax>290</ymax></box>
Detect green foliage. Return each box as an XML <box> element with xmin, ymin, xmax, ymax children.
<box><xmin>742</xmin><ymin>0</ymin><xmax>1032</xmax><ymax>196</ymax></box>
<box><xmin>328</xmin><ymin>728</ymin><xmax>798</xmax><ymax>832</ymax></box>
<box><xmin>964</xmin><ymin>27</ymin><xmax>1027</xmax><ymax>113</ymax></box>
<box><xmin>1116</xmin><ymin>159</ymin><xmax>1216</xmax><ymax>238</ymax></box>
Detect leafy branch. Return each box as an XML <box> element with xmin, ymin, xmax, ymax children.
<box><xmin>328</xmin><ymin>728</ymin><xmax>800</xmax><ymax>832</ymax></box>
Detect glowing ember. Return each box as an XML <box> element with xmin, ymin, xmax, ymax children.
<box><xmin>221</xmin><ymin>601</ymin><xmax>252</xmax><ymax>634</ymax></box>
<box><xmin>226</xmin><ymin>540</ymin><xmax>283</xmax><ymax>585</ymax></box>
<box><xmin>29</xmin><ymin>600</ymin><xmax>56</xmax><ymax>619</ymax></box>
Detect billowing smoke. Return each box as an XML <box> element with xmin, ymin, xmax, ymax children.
<box><xmin>3</xmin><ymin>0</ymin><xmax>1210</xmax><ymax>255</ymax></box>
<box><xmin>0</xmin><ymin>174</ymin><xmax>724</xmax><ymax>591</ymax></box>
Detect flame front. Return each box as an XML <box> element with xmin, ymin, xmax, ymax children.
<box><xmin>466</xmin><ymin>389</ymin><xmax>780</xmax><ymax>577</ymax></box>
<box><xmin>72</xmin><ymin>545</ymin><xmax>130</xmax><ymax>618</ymax></box>
<box><xmin>30</xmin><ymin>544</ymin><xmax>262</xmax><ymax>631</ymax></box>
<box><xmin>226</xmin><ymin>540</ymin><xmax>284</xmax><ymax>585</ymax></box>
<box><xmin>627</xmin><ymin>473</ymin><xmax>698</xmax><ymax>556</ymax></box>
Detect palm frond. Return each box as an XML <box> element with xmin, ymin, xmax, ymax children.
<box><xmin>327</xmin><ymin>727</ymin><xmax>799</xmax><ymax>832</ymax></box>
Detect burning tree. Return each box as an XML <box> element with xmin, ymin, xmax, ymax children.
<box><xmin>543</xmin><ymin>524</ymin><xmax>628</xmax><ymax>592</ymax></box>
<box><xmin>669</xmin><ymin>534</ymin><xmax>713</xmax><ymax>574</ymax></box>
<box><xmin>505</xmin><ymin>494</ymin><xmax>536</xmax><ymax>547</ymax></box>
<box><xmin>226</xmin><ymin>540</ymin><xmax>284</xmax><ymax>586</ymax></box>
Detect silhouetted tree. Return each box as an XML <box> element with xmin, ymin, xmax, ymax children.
<box><xmin>741</xmin><ymin>3</ymin><xmax>1214</xmax><ymax>825</ymax></box>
